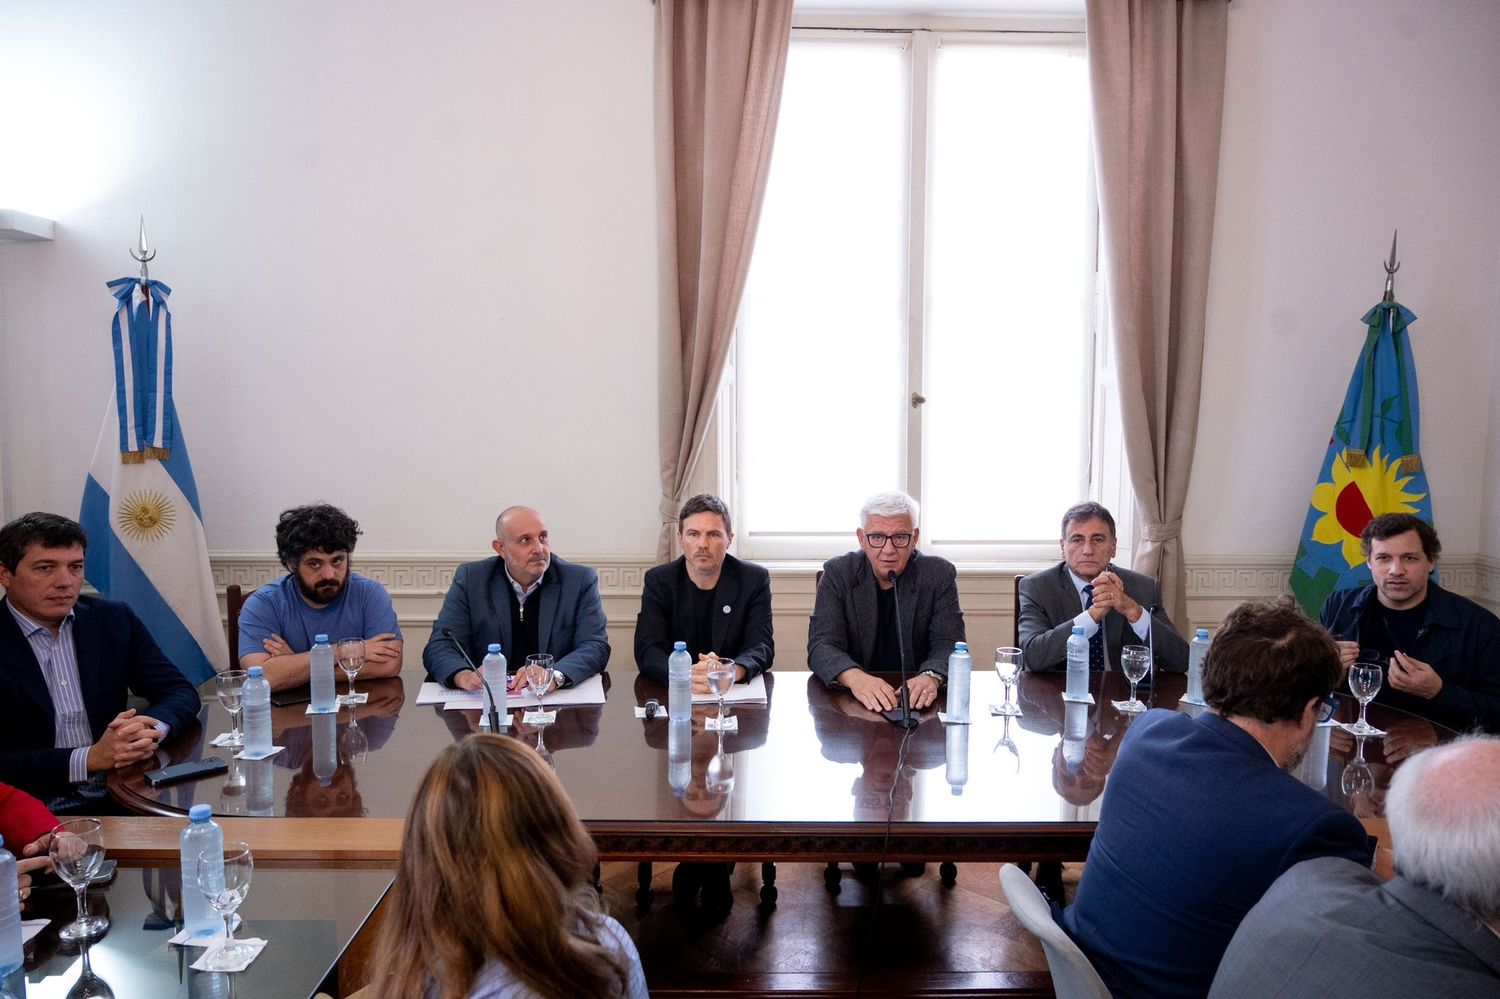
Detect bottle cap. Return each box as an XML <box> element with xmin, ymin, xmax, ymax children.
<box><xmin>488</xmin><ymin>643</ymin><xmax>501</xmax><ymax>653</ymax></box>
<box><xmin>315</xmin><ymin>633</ymin><xmax>328</xmax><ymax>644</ymax></box>
<box><xmin>1073</xmin><ymin>626</ymin><xmax>1085</xmax><ymax>636</ymax></box>
<box><xmin>189</xmin><ymin>803</ymin><xmax>213</xmax><ymax>822</ymax></box>
<box><xmin>955</xmin><ymin>641</ymin><xmax>968</xmax><ymax>652</ymax></box>
<box><xmin>673</xmin><ymin>641</ymin><xmax>687</xmax><ymax>651</ymax></box>
<box><xmin>1196</xmin><ymin>628</ymin><xmax>1210</xmax><ymax>638</ymax></box>
<box><xmin>248</xmin><ymin>665</ymin><xmax>264</xmax><ymax>677</ymax></box>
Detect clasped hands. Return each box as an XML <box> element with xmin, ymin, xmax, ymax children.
<box><xmin>86</xmin><ymin>707</ymin><xmax>165</xmax><ymax>772</ymax></box>
<box><xmin>1334</xmin><ymin>641</ymin><xmax>1443</xmax><ymax>699</ymax></box>
<box><xmin>840</xmin><ymin>668</ymin><xmax>939</xmax><ymax>714</ymax></box>
<box><xmin>1086</xmin><ymin>571</ymin><xmax>1144</xmax><ymax>623</ymax></box>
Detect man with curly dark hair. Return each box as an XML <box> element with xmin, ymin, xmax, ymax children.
<box><xmin>237</xmin><ymin>503</ymin><xmax>402</xmax><ymax>691</ymax></box>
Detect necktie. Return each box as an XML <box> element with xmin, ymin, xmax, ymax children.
<box><xmin>1082</xmin><ymin>584</ymin><xmax>1105</xmax><ymax>669</ymax></box>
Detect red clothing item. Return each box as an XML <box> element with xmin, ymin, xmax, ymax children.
<box><xmin>0</xmin><ymin>781</ymin><xmax>57</xmax><ymax>851</ymax></box>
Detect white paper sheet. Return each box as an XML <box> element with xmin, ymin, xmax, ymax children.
<box><xmin>418</xmin><ymin>674</ymin><xmax>608</xmax><ymax>710</ymax></box>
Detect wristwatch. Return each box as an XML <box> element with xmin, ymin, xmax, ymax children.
<box><xmin>920</xmin><ymin>669</ymin><xmax>945</xmax><ymax>688</ymax></box>
<box><xmin>550</xmin><ymin>668</ymin><xmax>570</xmax><ymax>690</ymax></box>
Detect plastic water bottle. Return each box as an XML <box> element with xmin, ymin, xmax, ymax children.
<box><xmin>946</xmin><ymin>641</ymin><xmax>972</xmax><ymax>722</ymax></box>
<box><xmin>1185</xmin><ymin>628</ymin><xmax>1211</xmax><ymax>703</ymax></box>
<box><xmin>179</xmin><ymin>804</ymin><xmax>224</xmax><ymax>939</ymax></box>
<box><xmin>481</xmin><ymin>644</ymin><xmax>507</xmax><ymax>723</ymax></box>
<box><xmin>1066</xmin><ymin>626</ymin><xmax>1089</xmax><ymax>699</ymax></box>
<box><xmin>0</xmin><ymin>837</ymin><xmax>21</xmax><ymax>975</ymax></box>
<box><xmin>309</xmin><ymin>633</ymin><xmax>336</xmax><ymax>712</ymax></box>
<box><xmin>245</xmin><ymin>757</ymin><xmax>275</xmax><ymax>816</ymax></box>
<box><xmin>1062</xmin><ymin>700</ymin><xmax>1089</xmax><ymax>771</ymax></box>
<box><xmin>668</xmin><ymin>641</ymin><xmax>693</xmax><ymax>724</ymax></box>
<box><xmin>667</xmin><ymin>717</ymin><xmax>691</xmax><ymax>798</ymax></box>
<box><xmin>312</xmin><ymin>712</ymin><xmax>337</xmax><ymax>786</ymax></box>
<box><xmin>944</xmin><ymin>724</ymin><xmax>969</xmax><ymax>794</ymax></box>
<box><xmin>242</xmin><ymin>665</ymin><xmax>272</xmax><ymax>756</ymax></box>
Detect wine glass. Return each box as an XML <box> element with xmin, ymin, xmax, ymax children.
<box><xmin>339</xmin><ymin>711</ymin><xmax>369</xmax><ymax>764</ymax></box>
<box><xmin>49</xmin><ymin>818</ymin><xmax>109</xmax><ymax>942</ymax></box>
<box><xmin>991</xmin><ymin>647</ymin><xmax>1022</xmax><ymax>716</ymax></box>
<box><xmin>705</xmin><ymin>727</ymin><xmax>735</xmax><ymax>796</ymax></box>
<box><xmin>214</xmin><ymin>670</ymin><xmax>247</xmax><ymax>747</ymax></box>
<box><xmin>993</xmin><ymin>713</ymin><xmax>1021</xmax><ymax>770</ymax></box>
<box><xmin>65</xmin><ymin>940</ymin><xmax>115</xmax><ymax>998</ymax></box>
<box><xmin>706</xmin><ymin>659</ymin><xmax>737</xmax><ymax>731</ymax></box>
<box><xmin>525</xmin><ymin>654</ymin><xmax>555</xmax><ymax>709</ymax></box>
<box><xmin>1116</xmin><ymin>645</ymin><xmax>1151</xmax><ymax>714</ymax></box>
<box><xmin>334</xmin><ymin>638</ymin><xmax>365</xmax><ymax>704</ymax></box>
<box><xmin>1345</xmin><ymin>662</ymin><xmax>1386</xmax><ymax>737</ymax></box>
<box><xmin>199</xmin><ymin>842</ymin><xmax>255</xmax><ymax>971</ymax></box>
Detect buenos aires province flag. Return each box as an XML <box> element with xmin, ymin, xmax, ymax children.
<box><xmin>79</xmin><ymin>278</ymin><xmax>226</xmax><ymax>685</ymax></box>
<box><xmin>1289</xmin><ymin>298</ymin><xmax>1433</xmax><ymax>618</ymax></box>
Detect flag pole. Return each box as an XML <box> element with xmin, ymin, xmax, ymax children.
<box><xmin>1382</xmin><ymin>229</ymin><xmax>1399</xmax><ymax>303</ymax></box>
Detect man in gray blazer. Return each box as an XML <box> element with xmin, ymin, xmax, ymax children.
<box><xmin>808</xmin><ymin>491</ymin><xmax>964</xmax><ymax>713</ymax></box>
<box><xmin>422</xmin><ymin>506</ymin><xmax>609</xmax><ymax>691</ymax></box>
<box><xmin>1017</xmin><ymin>502</ymin><xmax>1186</xmax><ymax>673</ymax></box>
<box><xmin>1210</xmin><ymin>735</ymin><xmax>1500</xmax><ymax>997</ymax></box>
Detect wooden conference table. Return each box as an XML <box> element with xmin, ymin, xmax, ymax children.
<box><xmin>107</xmin><ymin>666</ymin><xmax>1450</xmax><ymax>881</ymax></box>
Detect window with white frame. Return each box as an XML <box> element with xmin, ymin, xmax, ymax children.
<box><xmin>731</xmin><ymin>27</ymin><xmax>1099</xmax><ymax>560</ymax></box>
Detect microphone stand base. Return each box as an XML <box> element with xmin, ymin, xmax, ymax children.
<box><xmin>881</xmin><ymin>709</ymin><xmax>919</xmax><ymax>729</ymax></box>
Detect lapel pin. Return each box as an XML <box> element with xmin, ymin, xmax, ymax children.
<box><xmin>722</xmin><ymin>605</ymin><xmax>731</xmax><ymax>614</ymax></box>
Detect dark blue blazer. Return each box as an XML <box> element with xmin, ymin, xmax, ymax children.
<box><xmin>421</xmin><ymin>554</ymin><xmax>610</xmax><ymax>688</ymax></box>
<box><xmin>0</xmin><ymin>595</ymin><xmax>200</xmax><ymax>796</ymax></box>
<box><xmin>1060</xmin><ymin>709</ymin><xmax>1374</xmax><ymax>999</ymax></box>
<box><xmin>634</xmin><ymin>554</ymin><xmax>774</xmax><ymax>683</ymax></box>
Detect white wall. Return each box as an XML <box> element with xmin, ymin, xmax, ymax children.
<box><xmin>0</xmin><ymin>0</ymin><xmax>660</xmax><ymax>557</ymax></box>
<box><xmin>1189</xmin><ymin>0</ymin><xmax>1500</xmax><ymax>563</ymax></box>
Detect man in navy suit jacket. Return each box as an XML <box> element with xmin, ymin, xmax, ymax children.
<box><xmin>423</xmin><ymin>506</ymin><xmax>609</xmax><ymax>691</ymax></box>
<box><xmin>1060</xmin><ymin>597</ymin><xmax>1375</xmax><ymax>999</ymax></box>
<box><xmin>0</xmin><ymin>513</ymin><xmax>199</xmax><ymax>807</ymax></box>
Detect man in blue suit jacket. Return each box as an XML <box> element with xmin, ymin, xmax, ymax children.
<box><xmin>423</xmin><ymin>507</ymin><xmax>609</xmax><ymax>691</ymax></box>
<box><xmin>0</xmin><ymin>513</ymin><xmax>199</xmax><ymax>808</ymax></box>
<box><xmin>1060</xmin><ymin>597</ymin><xmax>1375</xmax><ymax>999</ymax></box>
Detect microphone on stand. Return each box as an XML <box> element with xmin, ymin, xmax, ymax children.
<box><xmin>1144</xmin><ymin>601</ymin><xmax>1161</xmax><ymax>709</ymax></box>
<box><xmin>441</xmin><ymin>627</ymin><xmax>502</xmax><ymax>734</ymax></box>
<box><xmin>882</xmin><ymin>570</ymin><xmax>918</xmax><ymax>730</ymax></box>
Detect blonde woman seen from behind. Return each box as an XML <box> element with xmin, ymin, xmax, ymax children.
<box><xmin>370</xmin><ymin>734</ymin><xmax>648</xmax><ymax>999</ymax></box>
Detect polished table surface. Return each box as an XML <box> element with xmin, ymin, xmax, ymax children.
<box><xmin>110</xmin><ymin>667</ymin><xmax>1453</xmax><ymax>862</ymax></box>
<box><xmin>13</xmin><ymin>864</ymin><xmax>391</xmax><ymax>999</ymax></box>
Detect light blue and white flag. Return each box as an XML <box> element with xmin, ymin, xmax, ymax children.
<box><xmin>80</xmin><ymin>278</ymin><xmax>226</xmax><ymax>686</ymax></box>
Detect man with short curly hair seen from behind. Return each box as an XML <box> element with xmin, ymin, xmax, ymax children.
<box><xmin>1058</xmin><ymin>597</ymin><xmax>1375</xmax><ymax>999</ymax></box>
<box><xmin>237</xmin><ymin>503</ymin><xmax>402</xmax><ymax>691</ymax></box>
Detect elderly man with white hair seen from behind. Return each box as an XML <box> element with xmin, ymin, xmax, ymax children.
<box><xmin>807</xmin><ymin>491</ymin><xmax>965</xmax><ymax>713</ymax></box>
<box><xmin>1210</xmin><ymin>734</ymin><xmax>1500</xmax><ymax>997</ymax></box>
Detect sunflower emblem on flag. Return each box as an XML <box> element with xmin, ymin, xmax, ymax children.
<box><xmin>1290</xmin><ymin>298</ymin><xmax>1434</xmax><ymax>616</ymax></box>
<box><xmin>116</xmin><ymin>490</ymin><xmax>177</xmax><ymax>543</ymax></box>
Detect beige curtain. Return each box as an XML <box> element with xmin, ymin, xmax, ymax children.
<box><xmin>655</xmin><ymin>0</ymin><xmax>793</xmax><ymax>559</ymax></box>
<box><xmin>1087</xmin><ymin>0</ymin><xmax>1228</xmax><ymax>627</ymax></box>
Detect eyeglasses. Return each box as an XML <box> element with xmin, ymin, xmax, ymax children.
<box><xmin>864</xmin><ymin>532</ymin><xmax>913</xmax><ymax>549</ymax></box>
<box><xmin>1316</xmin><ymin>694</ymin><xmax>1338</xmax><ymax>723</ymax></box>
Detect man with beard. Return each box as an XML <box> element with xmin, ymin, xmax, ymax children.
<box><xmin>237</xmin><ymin>503</ymin><xmax>402</xmax><ymax>691</ymax></box>
<box><xmin>1058</xmin><ymin>597</ymin><xmax>1374</xmax><ymax>999</ymax></box>
<box><xmin>423</xmin><ymin>506</ymin><xmax>609</xmax><ymax>692</ymax></box>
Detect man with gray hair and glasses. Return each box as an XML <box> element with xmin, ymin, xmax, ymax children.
<box><xmin>1210</xmin><ymin>735</ymin><xmax>1500</xmax><ymax>997</ymax></box>
<box><xmin>808</xmin><ymin>491</ymin><xmax>965</xmax><ymax>713</ymax></box>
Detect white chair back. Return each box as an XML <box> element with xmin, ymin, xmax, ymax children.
<box><xmin>999</xmin><ymin>863</ymin><xmax>1112</xmax><ymax>999</ymax></box>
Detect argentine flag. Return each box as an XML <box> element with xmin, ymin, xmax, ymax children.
<box><xmin>79</xmin><ymin>278</ymin><xmax>226</xmax><ymax>686</ymax></box>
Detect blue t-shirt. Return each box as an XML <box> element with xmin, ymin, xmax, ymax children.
<box><xmin>237</xmin><ymin>572</ymin><xmax>401</xmax><ymax>658</ymax></box>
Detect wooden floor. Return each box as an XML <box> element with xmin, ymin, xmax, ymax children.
<box><xmin>598</xmin><ymin>861</ymin><xmax>1081</xmax><ymax>998</ymax></box>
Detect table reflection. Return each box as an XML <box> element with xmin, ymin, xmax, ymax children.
<box><xmin>807</xmin><ymin>676</ymin><xmax>945</xmax><ymax>820</ymax></box>
<box><xmin>633</xmin><ymin>675</ymin><xmax>771</xmax><ymax>817</ymax></box>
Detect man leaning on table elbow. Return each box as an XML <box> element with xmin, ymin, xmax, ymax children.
<box><xmin>423</xmin><ymin>506</ymin><xmax>609</xmax><ymax>694</ymax></box>
<box><xmin>1059</xmin><ymin>597</ymin><xmax>1374</xmax><ymax>999</ymax></box>
<box><xmin>808</xmin><ymin>491</ymin><xmax>963</xmax><ymax>713</ymax></box>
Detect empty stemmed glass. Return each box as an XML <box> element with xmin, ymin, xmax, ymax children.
<box><xmin>199</xmin><ymin>841</ymin><xmax>255</xmax><ymax>971</ymax></box>
<box><xmin>991</xmin><ymin>647</ymin><xmax>1022</xmax><ymax>716</ymax></box>
<box><xmin>65</xmin><ymin>939</ymin><xmax>115</xmax><ymax>998</ymax></box>
<box><xmin>334</xmin><ymin>638</ymin><xmax>365</xmax><ymax>704</ymax></box>
<box><xmin>1341</xmin><ymin>734</ymin><xmax>1375</xmax><ymax>803</ymax></box>
<box><xmin>705</xmin><ymin>659</ymin><xmax>737</xmax><ymax>731</ymax></box>
<box><xmin>1114</xmin><ymin>645</ymin><xmax>1151</xmax><ymax>714</ymax></box>
<box><xmin>1344</xmin><ymin>660</ymin><xmax>1387</xmax><ymax>737</ymax></box>
<box><xmin>50</xmin><ymin>818</ymin><xmax>109</xmax><ymax>942</ymax></box>
<box><xmin>524</xmin><ymin>654</ymin><xmax>554</xmax><ymax>710</ymax></box>
<box><xmin>215</xmin><ymin>670</ymin><xmax>247</xmax><ymax>746</ymax></box>
<box><xmin>993</xmin><ymin>714</ymin><xmax>1021</xmax><ymax>770</ymax></box>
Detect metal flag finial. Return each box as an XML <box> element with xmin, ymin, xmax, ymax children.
<box><xmin>129</xmin><ymin>215</ymin><xmax>156</xmax><ymax>286</ymax></box>
<box><xmin>1383</xmin><ymin>229</ymin><xmax>1399</xmax><ymax>302</ymax></box>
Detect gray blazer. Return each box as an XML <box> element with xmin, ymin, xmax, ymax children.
<box><xmin>1210</xmin><ymin>857</ymin><xmax>1500</xmax><ymax>998</ymax></box>
<box><xmin>421</xmin><ymin>554</ymin><xmax>610</xmax><ymax>687</ymax></box>
<box><xmin>1017</xmin><ymin>561</ymin><xmax>1187</xmax><ymax>673</ymax></box>
<box><xmin>807</xmin><ymin>550</ymin><xmax>964</xmax><ymax>686</ymax></box>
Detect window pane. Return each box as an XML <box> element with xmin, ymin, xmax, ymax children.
<box><xmin>924</xmin><ymin>41</ymin><xmax>1091</xmax><ymax>542</ymax></box>
<box><xmin>738</xmin><ymin>39</ymin><xmax>906</xmax><ymax>537</ymax></box>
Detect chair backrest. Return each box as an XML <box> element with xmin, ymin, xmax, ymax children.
<box><xmin>1012</xmin><ymin>574</ymin><xmax>1027</xmax><ymax>646</ymax></box>
<box><xmin>225</xmin><ymin>584</ymin><xmax>256</xmax><ymax>669</ymax></box>
<box><xmin>998</xmin><ymin>863</ymin><xmax>1111</xmax><ymax>999</ymax></box>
